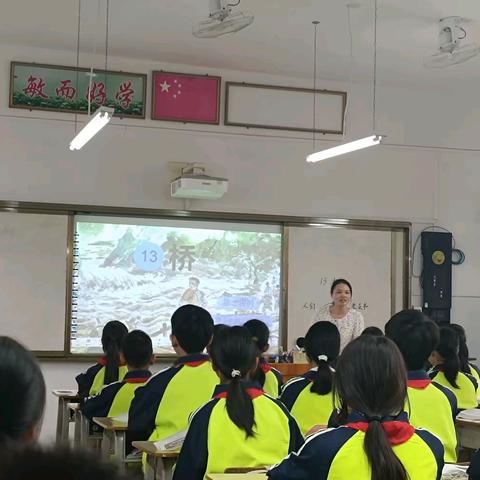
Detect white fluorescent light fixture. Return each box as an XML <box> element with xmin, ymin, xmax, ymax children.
<box><xmin>69</xmin><ymin>106</ymin><xmax>114</xmax><ymax>151</ymax></box>
<box><xmin>306</xmin><ymin>135</ymin><xmax>384</xmax><ymax>163</ymax></box>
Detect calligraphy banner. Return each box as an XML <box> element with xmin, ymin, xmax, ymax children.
<box><xmin>152</xmin><ymin>71</ymin><xmax>221</xmax><ymax>124</ymax></box>
<box><xmin>9</xmin><ymin>61</ymin><xmax>147</xmax><ymax>118</ymax></box>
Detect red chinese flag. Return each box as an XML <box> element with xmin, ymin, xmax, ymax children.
<box><xmin>152</xmin><ymin>72</ymin><xmax>220</xmax><ymax>124</ymax></box>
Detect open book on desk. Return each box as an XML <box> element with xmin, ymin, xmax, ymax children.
<box><xmin>154</xmin><ymin>430</ymin><xmax>187</xmax><ymax>451</ymax></box>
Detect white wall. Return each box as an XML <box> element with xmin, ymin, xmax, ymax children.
<box><xmin>2</xmin><ymin>42</ymin><xmax>480</xmax><ymax>441</ymax></box>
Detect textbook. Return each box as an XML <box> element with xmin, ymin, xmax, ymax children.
<box><xmin>154</xmin><ymin>429</ymin><xmax>187</xmax><ymax>451</ymax></box>
<box><xmin>456</xmin><ymin>408</ymin><xmax>480</xmax><ymax>422</ymax></box>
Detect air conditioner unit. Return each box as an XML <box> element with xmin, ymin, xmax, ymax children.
<box><xmin>170</xmin><ymin>174</ymin><xmax>229</xmax><ymax>199</ymax></box>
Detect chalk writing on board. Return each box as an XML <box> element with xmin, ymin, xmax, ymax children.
<box><xmin>302</xmin><ymin>301</ymin><xmax>369</xmax><ymax>311</ymax></box>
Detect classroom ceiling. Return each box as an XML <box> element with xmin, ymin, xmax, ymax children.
<box><xmin>2</xmin><ymin>0</ymin><xmax>480</xmax><ymax>87</ymax></box>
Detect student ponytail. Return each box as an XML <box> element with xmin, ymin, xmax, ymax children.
<box><xmin>101</xmin><ymin>321</ymin><xmax>128</xmax><ymax>385</ymax></box>
<box><xmin>210</xmin><ymin>326</ymin><xmax>258</xmax><ymax>437</ymax></box>
<box><xmin>436</xmin><ymin>327</ymin><xmax>460</xmax><ymax>388</ymax></box>
<box><xmin>243</xmin><ymin>319</ymin><xmax>270</xmax><ymax>389</ymax></box>
<box><xmin>304</xmin><ymin>322</ymin><xmax>340</xmax><ymax>395</ymax></box>
<box><xmin>447</xmin><ymin>324</ymin><xmax>470</xmax><ymax>374</ymax></box>
<box><xmin>334</xmin><ymin>335</ymin><xmax>408</xmax><ymax>480</ymax></box>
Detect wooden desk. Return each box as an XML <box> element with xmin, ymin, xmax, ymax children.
<box><xmin>456</xmin><ymin>418</ymin><xmax>480</xmax><ymax>449</ymax></box>
<box><xmin>206</xmin><ymin>475</ymin><xmax>267</xmax><ymax>480</ymax></box>
<box><xmin>52</xmin><ymin>389</ymin><xmax>80</xmax><ymax>445</ymax></box>
<box><xmin>92</xmin><ymin>417</ymin><xmax>130</xmax><ymax>465</ymax></box>
<box><xmin>131</xmin><ymin>441</ymin><xmax>179</xmax><ymax>480</ymax></box>
<box><xmin>269</xmin><ymin>363</ymin><xmax>308</xmax><ymax>382</ymax></box>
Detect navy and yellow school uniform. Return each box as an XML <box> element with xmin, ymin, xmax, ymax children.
<box><xmin>260</xmin><ymin>358</ymin><xmax>283</xmax><ymax>397</ymax></box>
<box><xmin>76</xmin><ymin>357</ymin><xmax>128</xmax><ymax>398</ymax></box>
<box><xmin>81</xmin><ymin>370</ymin><xmax>151</xmax><ymax>420</ymax></box>
<box><xmin>172</xmin><ymin>382</ymin><xmax>304</xmax><ymax>480</ymax></box>
<box><xmin>279</xmin><ymin>369</ymin><xmax>335</xmax><ymax>436</ymax></box>
<box><xmin>468</xmin><ymin>363</ymin><xmax>480</xmax><ymax>391</ymax></box>
<box><xmin>406</xmin><ymin>370</ymin><xmax>457</xmax><ymax>463</ymax></box>
<box><xmin>268</xmin><ymin>412</ymin><xmax>444</xmax><ymax>480</ymax></box>
<box><xmin>128</xmin><ymin>354</ymin><xmax>218</xmax><ymax>444</ymax></box>
<box><xmin>429</xmin><ymin>367</ymin><xmax>478</xmax><ymax>410</ymax></box>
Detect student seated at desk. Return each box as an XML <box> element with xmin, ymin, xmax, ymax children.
<box><xmin>81</xmin><ymin>330</ymin><xmax>153</xmax><ymax>420</ymax></box>
<box><xmin>0</xmin><ymin>336</ymin><xmax>45</xmax><ymax>445</ymax></box>
<box><xmin>268</xmin><ymin>335</ymin><xmax>444</xmax><ymax>480</ymax></box>
<box><xmin>447</xmin><ymin>323</ymin><xmax>480</xmax><ymax>390</ymax></box>
<box><xmin>244</xmin><ymin>319</ymin><xmax>283</xmax><ymax>397</ymax></box>
<box><xmin>385</xmin><ymin>310</ymin><xmax>458</xmax><ymax>463</ymax></box>
<box><xmin>429</xmin><ymin>326</ymin><xmax>478</xmax><ymax>410</ymax></box>
<box><xmin>279</xmin><ymin>322</ymin><xmax>339</xmax><ymax>435</ymax></box>
<box><xmin>172</xmin><ymin>326</ymin><xmax>303</xmax><ymax>480</ymax></box>
<box><xmin>128</xmin><ymin>305</ymin><xmax>218</xmax><ymax>445</ymax></box>
<box><xmin>76</xmin><ymin>321</ymin><xmax>128</xmax><ymax>398</ymax></box>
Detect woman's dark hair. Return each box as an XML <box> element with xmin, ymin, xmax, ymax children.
<box><xmin>0</xmin><ymin>336</ymin><xmax>46</xmax><ymax>444</ymax></box>
<box><xmin>101</xmin><ymin>321</ymin><xmax>128</xmax><ymax>385</ymax></box>
<box><xmin>330</xmin><ymin>278</ymin><xmax>352</xmax><ymax>296</ymax></box>
<box><xmin>436</xmin><ymin>327</ymin><xmax>461</xmax><ymax>388</ymax></box>
<box><xmin>243</xmin><ymin>319</ymin><xmax>270</xmax><ymax>388</ymax></box>
<box><xmin>304</xmin><ymin>322</ymin><xmax>340</xmax><ymax>395</ymax></box>
<box><xmin>334</xmin><ymin>335</ymin><xmax>408</xmax><ymax>480</ymax></box>
<box><xmin>0</xmin><ymin>444</ymin><xmax>132</xmax><ymax>480</ymax></box>
<box><xmin>210</xmin><ymin>326</ymin><xmax>258</xmax><ymax>437</ymax></box>
<box><xmin>447</xmin><ymin>324</ymin><xmax>469</xmax><ymax>374</ymax></box>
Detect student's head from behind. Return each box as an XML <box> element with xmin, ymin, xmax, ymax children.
<box><xmin>101</xmin><ymin>321</ymin><xmax>128</xmax><ymax>384</ymax></box>
<box><xmin>330</xmin><ymin>278</ymin><xmax>352</xmax><ymax>306</ymax></box>
<box><xmin>243</xmin><ymin>319</ymin><xmax>270</xmax><ymax>354</ymax></box>
<box><xmin>206</xmin><ymin>323</ymin><xmax>228</xmax><ymax>355</ymax></box>
<box><xmin>210</xmin><ymin>326</ymin><xmax>258</xmax><ymax>437</ymax></box>
<box><xmin>335</xmin><ymin>335</ymin><xmax>408</xmax><ymax>480</ymax></box>
<box><xmin>170</xmin><ymin>304</ymin><xmax>214</xmax><ymax>355</ymax></box>
<box><xmin>429</xmin><ymin>326</ymin><xmax>461</xmax><ymax>388</ymax></box>
<box><xmin>0</xmin><ymin>444</ymin><xmax>132</xmax><ymax>480</ymax></box>
<box><xmin>361</xmin><ymin>326</ymin><xmax>384</xmax><ymax>337</ymax></box>
<box><xmin>385</xmin><ymin>309</ymin><xmax>439</xmax><ymax>370</ymax></box>
<box><xmin>122</xmin><ymin>330</ymin><xmax>154</xmax><ymax>370</ymax></box>
<box><xmin>0</xmin><ymin>336</ymin><xmax>46</xmax><ymax>444</ymax></box>
<box><xmin>304</xmin><ymin>321</ymin><xmax>340</xmax><ymax>395</ymax></box>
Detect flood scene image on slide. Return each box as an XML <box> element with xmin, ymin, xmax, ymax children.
<box><xmin>71</xmin><ymin>221</ymin><xmax>282</xmax><ymax>354</ymax></box>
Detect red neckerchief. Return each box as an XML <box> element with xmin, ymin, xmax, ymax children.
<box><xmin>97</xmin><ymin>357</ymin><xmax>126</xmax><ymax>367</ymax></box>
<box><xmin>407</xmin><ymin>379</ymin><xmax>432</xmax><ymax>389</ymax></box>
<box><xmin>260</xmin><ymin>363</ymin><xmax>272</xmax><ymax>373</ymax></box>
<box><xmin>346</xmin><ymin>421</ymin><xmax>415</xmax><ymax>445</ymax></box>
<box><xmin>215</xmin><ymin>388</ymin><xmax>264</xmax><ymax>400</ymax></box>
<box><xmin>124</xmin><ymin>376</ymin><xmax>150</xmax><ymax>384</ymax></box>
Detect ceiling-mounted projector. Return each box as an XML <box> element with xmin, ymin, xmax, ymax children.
<box><xmin>170</xmin><ymin>165</ymin><xmax>228</xmax><ymax>200</ymax></box>
<box><xmin>424</xmin><ymin>16</ymin><xmax>480</xmax><ymax>68</ymax></box>
<box><xmin>193</xmin><ymin>0</ymin><xmax>254</xmax><ymax>38</ymax></box>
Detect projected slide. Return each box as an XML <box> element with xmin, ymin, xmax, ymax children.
<box><xmin>70</xmin><ymin>217</ymin><xmax>282</xmax><ymax>354</ymax></box>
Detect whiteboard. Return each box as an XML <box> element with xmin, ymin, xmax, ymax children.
<box><xmin>287</xmin><ymin>226</ymin><xmax>393</xmax><ymax>346</ymax></box>
<box><xmin>0</xmin><ymin>212</ymin><xmax>68</xmax><ymax>352</ymax></box>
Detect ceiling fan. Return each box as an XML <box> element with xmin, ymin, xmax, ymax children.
<box><xmin>193</xmin><ymin>0</ymin><xmax>254</xmax><ymax>38</ymax></box>
<box><xmin>424</xmin><ymin>16</ymin><xmax>480</xmax><ymax>68</ymax></box>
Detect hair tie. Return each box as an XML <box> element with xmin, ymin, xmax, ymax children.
<box><xmin>366</xmin><ymin>415</ymin><xmax>382</xmax><ymax>423</ymax></box>
<box><xmin>317</xmin><ymin>354</ymin><xmax>328</xmax><ymax>362</ymax></box>
<box><xmin>231</xmin><ymin>369</ymin><xmax>241</xmax><ymax>378</ymax></box>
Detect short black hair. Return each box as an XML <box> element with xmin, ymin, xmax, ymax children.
<box><xmin>0</xmin><ymin>336</ymin><xmax>45</xmax><ymax>443</ymax></box>
<box><xmin>385</xmin><ymin>309</ymin><xmax>439</xmax><ymax>370</ymax></box>
<box><xmin>171</xmin><ymin>305</ymin><xmax>214</xmax><ymax>354</ymax></box>
<box><xmin>361</xmin><ymin>326</ymin><xmax>383</xmax><ymax>337</ymax></box>
<box><xmin>0</xmin><ymin>444</ymin><xmax>132</xmax><ymax>480</ymax></box>
<box><xmin>122</xmin><ymin>330</ymin><xmax>152</xmax><ymax>369</ymax></box>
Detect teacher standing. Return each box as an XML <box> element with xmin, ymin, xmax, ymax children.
<box><xmin>314</xmin><ymin>278</ymin><xmax>364</xmax><ymax>352</ymax></box>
